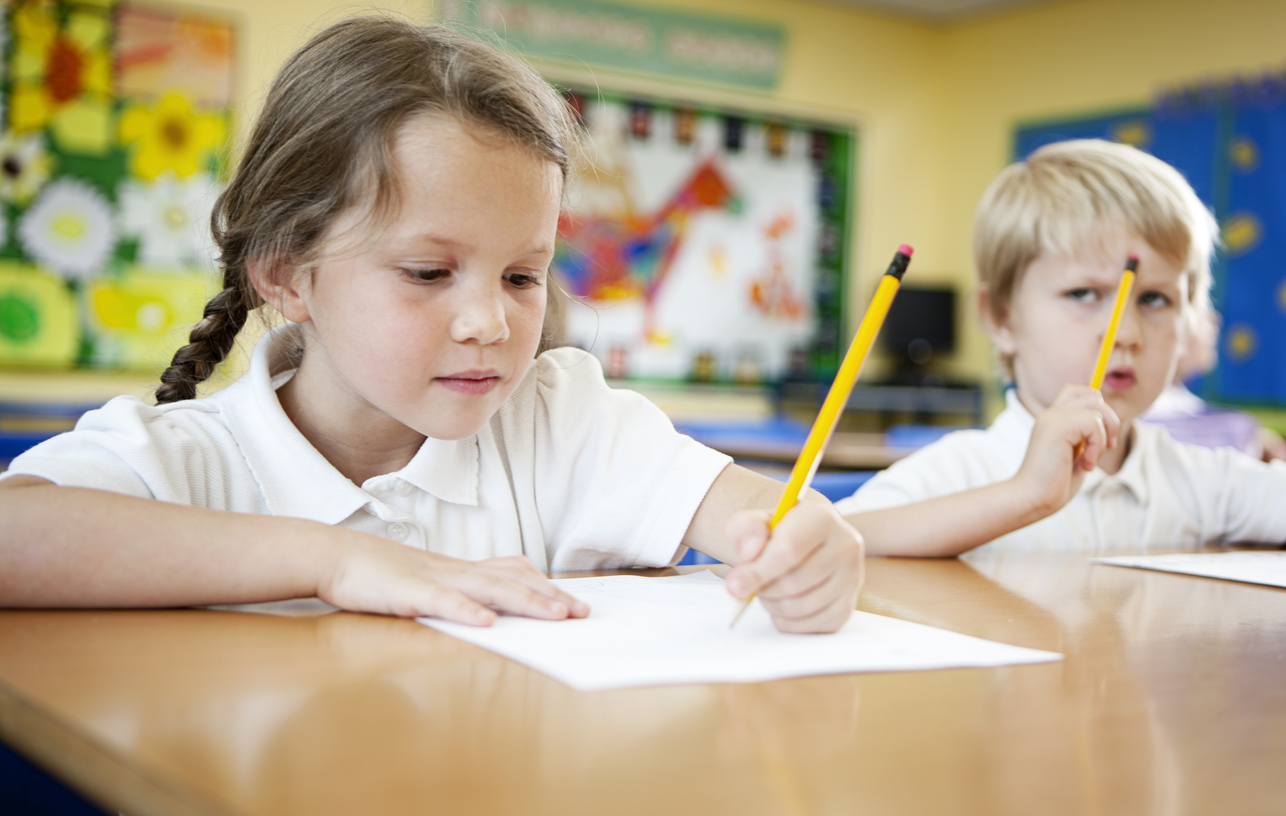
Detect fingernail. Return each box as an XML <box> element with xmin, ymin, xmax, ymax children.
<box><xmin>727</xmin><ymin>574</ymin><xmax>746</xmax><ymax>597</ymax></box>
<box><xmin>551</xmin><ymin>602</ymin><xmax>568</xmax><ymax>618</ymax></box>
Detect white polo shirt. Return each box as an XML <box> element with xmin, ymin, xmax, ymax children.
<box><xmin>3</xmin><ymin>328</ymin><xmax>732</xmax><ymax>572</ymax></box>
<box><xmin>834</xmin><ymin>390</ymin><xmax>1286</xmax><ymax>552</ymax></box>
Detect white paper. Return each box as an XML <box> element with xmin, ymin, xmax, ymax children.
<box><xmin>1094</xmin><ymin>551</ymin><xmax>1286</xmax><ymax>589</ymax></box>
<box><xmin>418</xmin><ymin>571</ymin><xmax>1062</xmax><ymax>691</ymax></box>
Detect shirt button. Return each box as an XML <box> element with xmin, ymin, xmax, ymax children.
<box><xmin>387</xmin><ymin>522</ymin><xmax>409</xmax><ymax>542</ymax></box>
<box><xmin>394</xmin><ymin>480</ymin><xmax>413</xmax><ymax>496</ymax></box>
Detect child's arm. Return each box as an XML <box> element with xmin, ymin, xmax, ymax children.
<box><xmin>0</xmin><ymin>477</ymin><xmax>587</xmax><ymax>625</ymax></box>
<box><xmin>845</xmin><ymin>385</ymin><xmax>1121</xmax><ymax>557</ymax></box>
<box><xmin>682</xmin><ymin>465</ymin><xmax>863</xmax><ymax>634</ymax></box>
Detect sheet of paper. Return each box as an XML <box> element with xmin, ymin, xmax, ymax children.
<box><xmin>419</xmin><ymin>571</ymin><xmax>1061</xmax><ymax>691</ymax></box>
<box><xmin>1094</xmin><ymin>551</ymin><xmax>1286</xmax><ymax>589</ymax></box>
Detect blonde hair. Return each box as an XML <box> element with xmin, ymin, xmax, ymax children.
<box><xmin>974</xmin><ymin>139</ymin><xmax>1218</xmax><ymax>378</ymax></box>
<box><xmin>157</xmin><ymin>16</ymin><xmax>579</xmax><ymax>403</ymax></box>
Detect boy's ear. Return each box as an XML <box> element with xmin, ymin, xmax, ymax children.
<box><xmin>976</xmin><ymin>288</ymin><xmax>1017</xmax><ymax>357</ymax></box>
<box><xmin>247</xmin><ymin>259</ymin><xmax>311</xmax><ymax>323</ymax></box>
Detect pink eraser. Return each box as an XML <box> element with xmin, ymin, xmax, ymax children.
<box><xmin>1127</xmin><ymin>253</ymin><xmax>1140</xmax><ymax>263</ymax></box>
<box><xmin>898</xmin><ymin>243</ymin><xmax>915</xmax><ymax>257</ymax></box>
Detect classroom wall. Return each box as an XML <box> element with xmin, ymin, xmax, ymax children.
<box><xmin>9</xmin><ymin>0</ymin><xmax>1286</xmax><ymax>405</ymax></box>
<box><xmin>141</xmin><ymin>0</ymin><xmax>952</xmax><ymax>393</ymax></box>
<box><xmin>937</xmin><ymin>0</ymin><xmax>1286</xmax><ymax>393</ymax></box>
<box><xmin>182</xmin><ymin>0</ymin><xmax>1286</xmax><ymax>393</ymax></box>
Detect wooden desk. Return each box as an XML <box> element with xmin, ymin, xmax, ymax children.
<box><xmin>2</xmin><ymin>551</ymin><xmax>1284</xmax><ymax>815</ymax></box>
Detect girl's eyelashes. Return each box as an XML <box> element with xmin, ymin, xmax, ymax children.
<box><xmin>403</xmin><ymin>267</ymin><xmax>452</xmax><ymax>283</ymax></box>
<box><xmin>503</xmin><ymin>270</ymin><xmax>545</xmax><ymax>289</ymax></box>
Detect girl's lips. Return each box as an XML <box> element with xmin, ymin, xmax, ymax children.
<box><xmin>436</xmin><ymin>372</ymin><xmax>500</xmax><ymax>395</ymax></box>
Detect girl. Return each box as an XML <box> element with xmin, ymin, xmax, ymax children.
<box><xmin>0</xmin><ymin>17</ymin><xmax>862</xmax><ymax>632</ymax></box>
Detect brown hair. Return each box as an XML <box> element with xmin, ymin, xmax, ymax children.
<box><xmin>156</xmin><ymin>16</ymin><xmax>578</xmax><ymax>403</ymax></box>
<box><xmin>973</xmin><ymin>139</ymin><xmax>1218</xmax><ymax>379</ymax></box>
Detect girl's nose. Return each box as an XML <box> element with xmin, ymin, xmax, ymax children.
<box><xmin>451</xmin><ymin>284</ymin><xmax>510</xmax><ymax>345</ymax></box>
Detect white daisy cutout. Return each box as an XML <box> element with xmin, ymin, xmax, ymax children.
<box><xmin>18</xmin><ymin>178</ymin><xmax>118</xmax><ymax>281</ymax></box>
<box><xmin>118</xmin><ymin>171</ymin><xmax>221</xmax><ymax>270</ymax></box>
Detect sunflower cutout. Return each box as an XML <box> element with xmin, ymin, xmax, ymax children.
<box><xmin>8</xmin><ymin>1</ymin><xmax>114</xmax><ymax>156</ymax></box>
<box><xmin>0</xmin><ymin>132</ymin><xmax>56</xmax><ymax>205</ymax></box>
<box><xmin>119</xmin><ymin>93</ymin><xmax>225</xmax><ymax>181</ymax></box>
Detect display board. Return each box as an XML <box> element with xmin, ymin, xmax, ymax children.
<box><xmin>0</xmin><ymin>1</ymin><xmax>232</xmax><ymax>372</ymax></box>
<box><xmin>555</xmin><ymin>91</ymin><xmax>854</xmax><ymax>384</ymax></box>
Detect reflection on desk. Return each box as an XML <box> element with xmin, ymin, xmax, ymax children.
<box><xmin>2</xmin><ymin>551</ymin><xmax>1285</xmax><ymax>816</ymax></box>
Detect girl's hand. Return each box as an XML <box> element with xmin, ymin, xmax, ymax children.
<box><xmin>318</xmin><ymin>535</ymin><xmax>589</xmax><ymax>626</ymax></box>
<box><xmin>1013</xmin><ymin>384</ymin><xmax>1121</xmax><ymax>515</ymax></box>
<box><xmin>722</xmin><ymin>493</ymin><xmax>864</xmax><ymax>634</ymax></box>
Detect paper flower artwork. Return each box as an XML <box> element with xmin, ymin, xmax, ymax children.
<box><xmin>0</xmin><ymin>261</ymin><xmax>79</xmax><ymax>367</ymax></box>
<box><xmin>0</xmin><ymin>3</ymin><xmax>237</xmax><ymax>371</ymax></box>
<box><xmin>0</xmin><ymin>132</ymin><xmax>55</xmax><ymax>205</ymax></box>
<box><xmin>119</xmin><ymin>93</ymin><xmax>225</xmax><ymax>181</ymax></box>
<box><xmin>118</xmin><ymin>172</ymin><xmax>220</xmax><ymax>269</ymax></box>
<box><xmin>84</xmin><ymin>267</ymin><xmax>219</xmax><ymax>367</ymax></box>
<box><xmin>7</xmin><ymin>1</ymin><xmax>114</xmax><ymax>155</ymax></box>
<box><xmin>18</xmin><ymin>178</ymin><xmax>118</xmax><ymax>281</ymax></box>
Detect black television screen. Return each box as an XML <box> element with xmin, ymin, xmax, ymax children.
<box><xmin>880</xmin><ymin>286</ymin><xmax>956</xmax><ymax>364</ymax></box>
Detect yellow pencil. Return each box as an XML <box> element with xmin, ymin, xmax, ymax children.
<box><xmin>1089</xmin><ymin>255</ymin><xmax>1138</xmax><ymax>389</ymax></box>
<box><xmin>730</xmin><ymin>244</ymin><xmax>914</xmax><ymax>628</ymax></box>
<box><xmin>1073</xmin><ymin>254</ymin><xmax>1137</xmax><ymax>461</ymax></box>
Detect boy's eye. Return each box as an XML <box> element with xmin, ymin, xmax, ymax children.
<box><xmin>405</xmin><ymin>268</ymin><xmax>450</xmax><ymax>283</ymax></box>
<box><xmin>1065</xmin><ymin>288</ymin><xmax>1100</xmax><ymax>303</ymax></box>
<box><xmin>1138</xmin><ymin>291</ymin><xmax>1172</xmax><ymax>309</ymax></box>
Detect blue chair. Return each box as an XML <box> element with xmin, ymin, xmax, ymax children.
<box><xmin>0</xmin><ymin>401</ymin><xmax>101</xmax><ymax>461</ymax></box>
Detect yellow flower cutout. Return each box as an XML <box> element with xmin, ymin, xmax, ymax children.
<box><xmin>119</xmin><ymin>94</ymin><xmax>226</xmax><ymax>181</ymax></box>
<box><xmin>8</xmin><ymin>2</ymin><xmax>114</xmax><ymax>156</ymax></box>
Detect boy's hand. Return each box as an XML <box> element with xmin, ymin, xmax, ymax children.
<box><xmin>318</xmin><ymin>534</ymin><xmax>589</xmax><ymax>626</ymax></box>
<box><xmin>723</xmin><ymin>493</ymin><xmax>864</xmax><ymax>634</ymax></box>
<box><xmin>1013</xmin><ymin>384</ymin><xmax>1121</xmax><ymax>515</ymax></box>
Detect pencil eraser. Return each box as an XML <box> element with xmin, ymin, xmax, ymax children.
<box><xmin>898</xmin><ymin>244</ymin><xmax>914</xmax><ymax>257</ymax></box>
<box><xmin>1127</xmin><ymin>253</ymin><xmax>1140</xmax><ymax>263</ymax></box>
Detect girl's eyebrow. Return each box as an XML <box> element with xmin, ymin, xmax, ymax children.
<box><xmin>386</xmin><ymin>233</ymin><xmax>555</xmax><ymax>258</ymax></box>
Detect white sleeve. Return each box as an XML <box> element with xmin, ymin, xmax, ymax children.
<box><xmin>530</xmin><ymin>349</ymin><xmax>732</xmax><ymax>571</ymax></box>
<box><xmin>0</xmin><ymin>397</ymin><xmax>238</xmax><ymax>508</ymax></box>
<box><xmin>832</xmin><ymin>429</ymin><xmax>1019</xmax><ymax>516</ymax></box>
<box><xmin>1169</xmin><ymin>442</ymin><xmax>1286</xmax><ymax>544</ymax></box>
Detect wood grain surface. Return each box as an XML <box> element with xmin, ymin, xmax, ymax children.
<box><xmin>2</xmin><ymin>551</ymin><xmax>1284</xmax><ymax>816</ymax></box>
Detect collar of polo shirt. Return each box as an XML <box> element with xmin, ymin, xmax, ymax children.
<box><xmin>218</xmin><ymin>326</ymin><xmax>480</xmax><ymax>526</ymax></box>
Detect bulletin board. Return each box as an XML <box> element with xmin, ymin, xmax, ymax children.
<box><xmin>555</xmin><ymin>91</ymin><xmax>854</xmax><ymax>384</ymax></box>
<box><xmin>0</xmin><ymin>0</ymin><xmax>233</xmax><ymax>372</ymax></box>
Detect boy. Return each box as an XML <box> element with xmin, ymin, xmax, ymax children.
<box><xmin>838</xmin><ymin>139</ymin><xmax>1286</xmax><ymax>555</ymax></box>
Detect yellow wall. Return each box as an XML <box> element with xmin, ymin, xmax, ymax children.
<box><xmin>938</xmin><ymin>0</ymin><xmax>1286</xmax><ymax>386</ymax></box>
<box><xmin>173</xmin><ymin>0</ymin><xmax>1286</xmax><ymax>389</ymax></box>
<box><xmin>7</xmin><ymin>0</ymin><xmax>1286</xmax><ymax>402</ymax></box>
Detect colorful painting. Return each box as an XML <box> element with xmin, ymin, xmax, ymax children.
<box><xmin>0</xmin><ymin>0</ymin><xmax>233</xmax><ymax>372</ymax></box>
<box><xmin>556</xmin><ymin>94</ymin><xmax>852</xmax><ymax>383</ymax></box>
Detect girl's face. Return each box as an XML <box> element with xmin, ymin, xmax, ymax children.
<box><xmin>988</xmin><ymin>230</ymin><xmax>1190</xmax><ymax>427</ymax></box>
<box><xmin>283</xmin><ymin>114</ymin><xmax>562</xmax><ymax>442</ymax></box>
